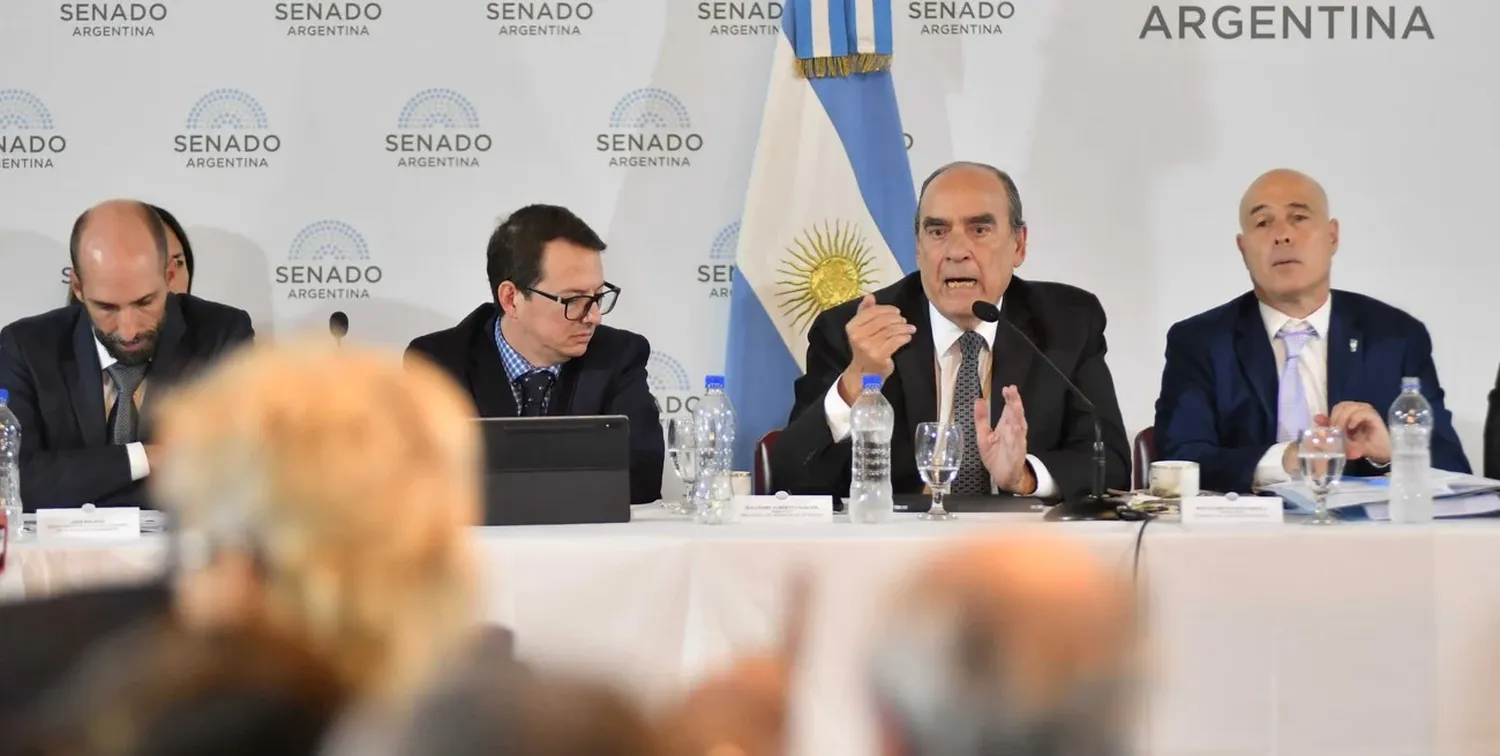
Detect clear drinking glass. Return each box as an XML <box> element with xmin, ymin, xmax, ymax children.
<box><xmin>665</xmin><ymin>417</ymin><xmax>698</xmax><ymax>516</ymax></box>
<box><xmin>915</xmin><ymin>422</ymin><xmax>963</xmax><ymax>521</ymax></box>
<box><xmin>1297</xmin><ymin>426</ymin><xmax>1347</xmax><ymax>526</ymax></box>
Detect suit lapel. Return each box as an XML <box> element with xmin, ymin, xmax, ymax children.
<box><xmin>470</xmin><ymin>316</ymin><xmax>519</xmax><ymax>417</ymax></box>
<box><xmin>891</xmin><ymin>279</ymin><xmax>937</xmax><ymax>429</ymax></box>
<box><xmin>139</xmin><ymin>295</ymin><xmax>188</xmax><ymax>432</ymax></box>
<box><xmin>565</xmin><ymin>360</ymin><xmax>605</xmax><ymax>415</ymax></box>
<box><xmin>991</xmin><ymin>283</ymin><xmax>1036</xmax><ymax>426</ymax></box>
<box><xmin>1233</xmin><ymin>295</ymin><xmax>1279</xmax><ymax>439</ymax></box>
<box><xmin>68</xmin><ymin>312</ymin><xmax>107</xmax><ymax>445</ymax></box>
<box><xmin>1325</xmin><ymin>291</ymin><xmax>1361</xmax><ymax>408</ymax></box>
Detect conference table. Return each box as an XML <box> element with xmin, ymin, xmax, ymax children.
<box><xmin>5</xmin><ymin>506</ymin><xmax>1500</xmax><ymax>756</ymax></box>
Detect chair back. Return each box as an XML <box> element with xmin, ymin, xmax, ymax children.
<box><xmin>753</xmin><ymin>430</ymin><xmax>781</xmax><ymax>495</ymax></box>
<box><xmin>1132</xmin><ymin>427</ymin><xmax>1156</xmax><ymax>491</ymax></box>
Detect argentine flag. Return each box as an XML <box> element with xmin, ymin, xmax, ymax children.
<box><xmin>725</xmin><ymin>0</ymin><xmax>918</xmax><ymax>469</ymax></box>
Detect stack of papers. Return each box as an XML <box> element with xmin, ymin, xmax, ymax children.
<box><xmin>1262</xmin><ymin>470</ymin><xmax>1500</xmax><ymax>521</ymax></box>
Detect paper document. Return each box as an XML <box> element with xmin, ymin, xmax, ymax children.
<box><xmin>1263</xmin><ymin>471</ymin><xmax>1500</xmax><ymax>519</ymax></box>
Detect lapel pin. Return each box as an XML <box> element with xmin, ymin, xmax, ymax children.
<box><xmin>1349</xmin><ymin>339</ymin><xmax>1359</xmax><ymax>353</ymax></box>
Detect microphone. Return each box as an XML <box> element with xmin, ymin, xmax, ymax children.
<box><xmin>329</xmin><ymin>311</ymin><xmax>348</xmax><ymax>345</ymax></box>
<box><xmin>970</xmin><ymin>301</ymin><xmax>1125</xmax><ymax>521</ymax></box>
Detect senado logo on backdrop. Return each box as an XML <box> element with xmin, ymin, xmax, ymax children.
<box><xmin>485</xmin><ymin>0</ymin><xmax>595</xmax><ymax>36</ymax></box>
<box><xmin>696</xmin><ymin>1</ymin><xmax>781</xmax><ymax>36</ymax></box>
<box><xmin>648</xmin><ymin>351</ymin><xmax>698</xmax><ymax>422</ymax></box>
<box><xmin>385</xmin><ymin>89</ymin><xmax>491</xmax><ymax>169</ymax></box>
<box><xmin>60</xmin><ymin>2</ymin><xmax>169</xmax><ymax>37</ymax></box>
<box><xmin>275</xmin><ymin>2</ymin><xmax>382</xmax><ymax>37</ymax></box>
<box><xmin>174</xmin><ymin>89</ymin><xmax>280</xmax><ymax>170</ymax></box>
<box><xmin>1140</xmin><ymin>5</ymin><xmax>1433</xmax><ymax>39</ymax></box>
<box><xmin>700</xmin><ymin>221</ymin><xmax>738</xmax><ymax>299</ymax></box>
<box><xmin>598</xmin><ymin>89</ymin><xmax>703</xmax><ymax>169</ymax></box>
<box><xmin>776</xmin><ymin>221</ymin><xmax>877</xmax><ymax>333</ymax></box>
<box><xmin>907</xmin><ymin>1</ymin><xmax>1013</xmax><ymax>35</ymax></box>
<box><xmin>275</xmin><ymin>221</ymin><xmax>383</xmax><ymax>300</ymax></box>
<box><xmin>0</xmin><ymin>91</ymin><xmax>66</xmax><ymax>172</ymax></box>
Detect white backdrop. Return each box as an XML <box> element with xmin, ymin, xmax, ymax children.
<box><xmin>2</xmin><ymin>0</ymin><xmax>1496</xmax><ymax>472</ymax></box>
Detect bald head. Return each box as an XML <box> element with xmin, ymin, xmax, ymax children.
<box><xmin>871</xmin><ymin>532</ymin><xmax>1136</xmax><ymax>756</ymax></box>
<box><xmin>1238</xmin><ymin>169</ymin><xmax>1330</xmax><ymax>227</ymax></box>
<box><xmin>69</xmin><ymin>200</ymin><xmax>174</xmax><ymax>366</ymax></box>
<box><xmin>1235</xmin><ymin>169</ymin><xmax>1340</xmax><ymax>316</ymax></box>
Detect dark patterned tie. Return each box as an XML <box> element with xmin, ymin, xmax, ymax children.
<box><xmin>517</xmin><ymin>370</ymin><xmax>555</xmax><ymax>417</ymax></box>
<box><xmin>952</xmin><ymin>331</ymin><xmax>991</xmax><ymax>496</ymax></box>
<box><xmin>106</xmin><ymin>362</ymin><xmax>149</xmax><ymax>444</ymax></box>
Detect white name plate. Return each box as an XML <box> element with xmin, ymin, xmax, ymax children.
<box><xmin>36</xmin><ymin>506</ymin><xmax>141</xmax><ymax>540</ymax></box>
<box><xmin>733</xmin><ymin>494</ymin><xmax>833</xmax><ymax>523</ymax></box>
<box><xmin>1181</xmin><ymin>495</ymin><xmax>1284</xmax><ymax>525</ymax></box>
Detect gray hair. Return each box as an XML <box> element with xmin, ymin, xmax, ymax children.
<box><xmin>869</xmin><ymin>600</ymin><xmax>1131</xmax><ymax>756</ymax></box>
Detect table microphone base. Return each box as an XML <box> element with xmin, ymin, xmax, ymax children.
<box><xmin>1044</xmin><ymin>493</ymin><xmax>1132</xmax><ymax>521</ymax></box>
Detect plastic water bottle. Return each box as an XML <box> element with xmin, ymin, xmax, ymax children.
<box><xmin>1387</xmin><ymin>376</ymin><xmax>1434</xmax><ymax>524</ymax></box>
<box><xmin>0</xmin><ymin>389</ymin><xmax>22</xmax><ymax>536</ymax></box>
<box><xmin>690</xmin><ymin>375</ymin><xmax>736</xmax><ymax>525</ymax></box>
<box><xmin>849</xmin><ymin>375</ymin><xmax>895</xmax><ymax>524</ymax></box>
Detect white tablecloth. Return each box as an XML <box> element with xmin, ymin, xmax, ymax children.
<box><xmin>8</xmin><ymin>509</ymin><xmax>1500</xmax><ymax>756</ymax></box>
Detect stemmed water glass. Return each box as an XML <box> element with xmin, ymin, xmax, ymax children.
<box><xmin>665</xmin><ymin>417</ymin><xmax>698</xmax><ymax>516</ymax></box>
<box><xmin>915</xmin><ymin>422</ymin><xmax>963</xmax><ymax>521</ymax></box>
<box><xmin>1298</xmin><ymin>425</ymin><xmax>1346</xmax><ymax>526</ymax></box>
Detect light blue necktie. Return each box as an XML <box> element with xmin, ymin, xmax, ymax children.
<box><xmin>1276</xmin><ymin>321</ymin><xmax>1318</xmax><ymax>443</ymax></box>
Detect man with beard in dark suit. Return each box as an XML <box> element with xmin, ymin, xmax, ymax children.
<box><xmin>771</xmin><ymin>162</ymin><xmax>1130</xmax><ymax>502</ymax></box>
<box><xmin>405</xmin><ymin>204</ymin><xmax>663</xmax><ymax>505</ymax></box>
<box><xmin>0</xmin><ymin>199</ymin><xmax>254</xmax><ymax>509</ymax></box>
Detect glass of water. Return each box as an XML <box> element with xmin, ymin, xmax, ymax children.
<box><xmin>915</xmin><ymin>422</ymin><xmax>963</xmax><ymax>521</ymax></box>
<box><xmin>1298</xmin><ymin>425</ymin><xmax>1346</xmax><ymax>526</ymax></box>
<box><xmin>665</xmin><ymin>417</ymin><xmax>698</xmax><ymax>516</ymax></box>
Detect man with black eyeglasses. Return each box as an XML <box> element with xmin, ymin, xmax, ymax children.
<box><xmin>405</xmin><ymin>204</ymin><xmax>663</xmax><ymax>504</ymax></box>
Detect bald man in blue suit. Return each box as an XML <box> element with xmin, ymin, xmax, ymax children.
<box><xmin>1154</xmin><ymin>169</ymin><xmax>1469</xmax><ymax>494</ymax></box>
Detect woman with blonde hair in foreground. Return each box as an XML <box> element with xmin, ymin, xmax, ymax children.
<box><xmin>149</xmin><ymin>340</ymin><xmax>484</xmax><ymax>705</ymax></box>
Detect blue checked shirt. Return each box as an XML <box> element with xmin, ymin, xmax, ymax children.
<box><xmin>493</xmin><ymin>316</ymin><xmax>562</xmax><ymax>413</ymax></box>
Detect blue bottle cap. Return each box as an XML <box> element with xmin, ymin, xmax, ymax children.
<box><xmin>0</xmin><ymin>389</ymin><xmax>7</xmax><ymax>403</ymax></box>
<box><xmin>862</xmin><ymin>374</ymin><xmax>882</xmax><ymax>390</ymax></box>
<box><xmin>705</xmin><ymin>375</ymin><xmax>725</xmax><ymax>390</ymax></box>
<box><xmin>1400</xmin><ymin>376</ymin><xmax>1421</xmax><ymax>391</ymax></box>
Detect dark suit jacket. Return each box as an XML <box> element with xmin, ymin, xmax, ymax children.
<box><xmin>405</xmin><ymin>303</ymin><xmax>664</xmax><ymax>505</ymax></box>
<box><xmin>1155</xmin><ymin>290</ymin><xmax>1470</xmax><ymax>493</ymax></box>
<box><xmin>1486</xmin><ymin>363</ymin><xmax>1500</xmax><ymax>480</ymax></box>
<box><xmin>0</xmin><ymin>294</ymin><xmax>255</xmax><ymax>510</ymax></box>
<box><xmin>770</xmin><ymin>273</ymin><xmax>1131</xmax><ymax>501</ymax></box>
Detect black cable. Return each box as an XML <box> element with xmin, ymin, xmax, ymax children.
<box><xmin>1127</xmin><ymin>511</ymin><xmax>1155</xmax><ymax>585</ymax></box>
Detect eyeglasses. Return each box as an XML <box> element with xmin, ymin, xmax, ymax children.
<box><xmin>524</xmin><ymin>282</ymin><xmax>621</xmax><ymax>322</ymax></box>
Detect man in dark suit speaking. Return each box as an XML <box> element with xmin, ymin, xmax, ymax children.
<box><xmin>1155</xmin><ymin>169</ymin><xmax>1470</xmax><ymax>493</ymax></box>
<box><xmin>771</xmin><ymin>163</ymin><xmax>1131</xmax><ymax>501</ymax></box>
<box><xmin>0</xmin><ymin>200</ymin><xmax>254</xmax><ymax>509</ymax></box>
<box><xmin>406</xmin><ymin>204</ymin><xmax>663</xmax><ymax>505</ymax></box>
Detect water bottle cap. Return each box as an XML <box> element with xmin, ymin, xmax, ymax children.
<box><xmin>1401</xmin><ymin>376</ymin><xmax>1421</xmax><ymax>391</ymax></box>
<box><xmin>0</xmin><ymin>389</ymin><xmax>7</xmax><ymax>404</ymax></box>
<box><xmin>862</xmin><ymin>374</ymin><xmax>883</xmax><ymax>390</ymax></box>
<box><xmin>704</xmin><ymin>375</ymin><xmax>725</xmax><ymax>390</ymax></box>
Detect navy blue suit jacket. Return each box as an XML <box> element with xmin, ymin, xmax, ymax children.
<box><xmin>1155</xmin><ymin>290</ymin><xmax>1469</xmax><ymax>493</ymax></box>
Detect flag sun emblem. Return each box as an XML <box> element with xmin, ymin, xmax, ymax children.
<box><xmin>775</xmin><ymin>221</ymin><xmax>879</xmax><ymax>333</ymax></box>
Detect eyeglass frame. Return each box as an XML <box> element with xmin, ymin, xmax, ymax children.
<box><xmin>521</xmin><ymin>281</ymin><xmax>621</xmax><ymax>322</ymax></box>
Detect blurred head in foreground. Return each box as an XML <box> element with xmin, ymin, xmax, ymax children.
<box><xmin>379</xmin><ymin>656</ymin><xmax>658</xmax><ymax>756</ymax></box>
<box><xmin>655</xmin><ymin>573</ymin><xmax>811</xmax><ymax>756</ymax></box>
<box><xmin>15</xmin><ymin>617</ymin><xmax>346</xmax><ymax>756</ymax></box>
<box><xmin>869</xmin><ymin>533</ymin><xmax>1138</xmax><ymax>756</ymax></box>
<box><xmin>150</xmin><ymin>342</ymin><xmax>483</xmax><ymax>702</ymax></box>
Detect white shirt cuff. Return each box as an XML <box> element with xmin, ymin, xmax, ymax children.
<box><xmin>1253</xmin><ymin>443</ymin><xmax>1292</xmax><ymax>488</ymax></box>
<box><xmin>1025</xmin><ymin>455</ymin><xmax>1059</xmax><ymax>498</ymax></box>
<box><xmin>823</xmin><ymin>380</ymin><xmax>854</xmax><ymax>442</ymax></box>
<box><xmin>126</xmin><ymin>442</ymin><xmax>151</xmax><ymax>482</ymax></box>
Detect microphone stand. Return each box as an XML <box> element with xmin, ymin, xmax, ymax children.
<box><xmin>969</xmin><ymin>301</ymin><xmax>1125</xmax><ymax>521</ymax></box>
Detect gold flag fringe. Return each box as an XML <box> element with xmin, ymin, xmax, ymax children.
<box><xmin>794</xmin><ymin>53</ymin><xmax>891</xmax><ymax>79</ymax></box>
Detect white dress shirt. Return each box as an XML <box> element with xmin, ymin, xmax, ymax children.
<box><xmin>96</xmin><ymin>337</ymin><xmax>151</xmax><ymax>482</ymax></box>
<box><xmin>1252</xmin><ymin>298</ymin><xmax>1331</xmax><ymax>487</ymax></box>
<box><xmin>822</xmin><ymin>299</ymin><xmax>1059</xmax><ymax>497</ymax></box>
